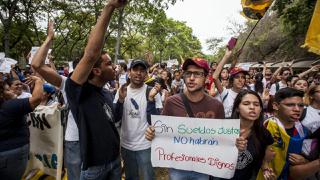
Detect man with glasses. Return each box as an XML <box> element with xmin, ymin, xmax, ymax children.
<box><xmin>269</xmin><ymin>68</ymin><xmax>291</xmax><ymax>96</ymax></box>
<box><xmin>260</xmin><ymin>87</ymin><xmax>308</xmax><ymax>179</ymax></box>
<box><xmin>145</xmin><ymin>58</ymin><xmax>225</xmax><ymax>179</ymax></box>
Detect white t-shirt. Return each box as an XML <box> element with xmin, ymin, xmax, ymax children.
<box><xmin>219</xmin><ymin>88</ymin><xmax>238</xmax><ymax>118</ymax></box>
<box><xmin>301</xmin><ymin>106</ymin><xmax>320</xmax><ymax>133</ymax></box>
<box><xmin>114</xmin><ymin>84</ymin><xmax>162</xmax><ymax>151</ymax></box>
<box><xmin>269</xmin><ymin>81</ymin><xmax>287</xmax><ymax>96</ymax></box>
<box><xmin>61</xmin><ymin>76</ymin><xmax>79</xmax><ymax>141</ymax></box>
<box><xmin>17</xmin><ymin>91</ymin><xmax>32</xmax><ymax>99</ymax></box>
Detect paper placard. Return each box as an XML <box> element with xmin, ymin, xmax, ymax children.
<box><xmin>151</xmin><ymin>115</ymin><xmax>240</xmax><ymax>179</ymax></box>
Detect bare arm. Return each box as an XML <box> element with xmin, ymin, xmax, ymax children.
<box><xmin>298</xmin><ymin>65</ymin><xmax>320</xmax><ymax>78</ymax></box>
<box><xmin>263</xmin><ymin>62</ymin><xmax>267</xmax><ymax>77</ymax></box>
<box><xmin>270</xmin><ymin>61</ymin><xmax>285</xmax><ymax>84</ymax></box>
<box><xmin>289</xmin><ymin>159</ymin><xmax>320</xmax><ymax>179</ymax></box>
<box><xmin>26</xmin><ymin>76</ymin><xmax>44</xmax><ymax>110</ymax></box>
<box><xmin>71</xmin><ymin>0</ymin><xmax>126</xmax><ymax>85</ymax></box>
<box><xmin>31</xmin><ymin>20</ymin><xmax>62</xmax><ymax>87</ymax></box>
<box><xmin>212</xmin><ymin>49</ymin><xmax>232</xmax><ymax>94</ymax></box>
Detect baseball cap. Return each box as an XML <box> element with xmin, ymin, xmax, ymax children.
<box><xmin>229</xmin><ymin>67</ymin><xmax>248</xmax><ymax>77</ymax></box>
<box><xmin>182</xmin><ymin>58</ymin><xmax>210</xmax><ymax>73</ymax></box>
<box><xmin>129</xmin><ymin>59</ymin><xmax>149</xmax><ymax>69</ymax></box>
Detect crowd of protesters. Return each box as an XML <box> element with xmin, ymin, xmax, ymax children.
<box><xmin>1</xmin><ymin>0</ymin><xmax>320</xmax><ymax>180</ymax></box>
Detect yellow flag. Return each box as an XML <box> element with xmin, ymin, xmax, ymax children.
<box><xmin>241</xmin><ymin>0</ymin><xmax>274</xmax><ymax>20</ymax></box>
<box><xmin>302</xmin><ymin>0</ymin><xmax>320</xmax><ymax>55</ymax></box>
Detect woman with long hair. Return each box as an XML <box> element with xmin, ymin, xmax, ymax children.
<box><xmin>292</xmin><ymin>78</ymin><xmax>309</xmax><ymax>105</ymax></box>
<box><xmin>231</xmin><ymin>89</ymin><xmax>275</xmax><ymax>180</ymax></box>
<box><xmin>0</xmin><ymin>76</ymin><xmax>43</xmax><ymax>179</ymax></box>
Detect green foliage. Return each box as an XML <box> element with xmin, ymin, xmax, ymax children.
<box><xmin>279</xmin><ymin>0</ymin><xmax>316</xmax><ymax>37</ymax></box>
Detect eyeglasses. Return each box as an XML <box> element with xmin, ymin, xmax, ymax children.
<box><xmin>280</xmin><ymin>103</ymin><xmax>304</xmax><ymax>108</ymax></box>
<box><xmin>184</xmin><ymin>71</ymin><xmax>205</xmax><ymax>78</ymax></box>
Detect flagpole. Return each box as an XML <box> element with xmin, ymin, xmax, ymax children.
<box><xmin>240</xmin><ymin>18</ymin><xmax>261</xmax><ymax>50</ymax></box>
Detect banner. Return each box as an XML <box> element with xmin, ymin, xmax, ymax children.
<box><xmin>25</xmin><ymin>103</ymin><xmax>63</xmax><ymax>180</ymax></box>
<box><xmin>151</xmin><ymin>115</ymin><xmax>240</xmax><ymax>179</ymax></box>
<box><xmin>302</xmin><ymin>0</ymin><xmax>320</xmax><ymax>55</ymax></box>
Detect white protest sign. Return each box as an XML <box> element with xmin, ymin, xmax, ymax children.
<box><xmin>68</xmin><ymin>61</ymin><xmax>73</xmax><ymax>73</ymax></box>
<box><xmin>0</xmin><ymin>57</ymin><xmax>18</xmax><ymax>73</ymax></box>
<box><xmin>28</xmin><ymin>47</ymin><xmax>51</xmax><ymax>65</ymax></box>
<box><xmin>151</xmin><ymin>115</ymin><xmax>240</xmax><ymax>179</ymax></box>
<box><xmin>25</xmin><ymin>103</ymin><xmax>63</xmax><ymax>180</ymax></box>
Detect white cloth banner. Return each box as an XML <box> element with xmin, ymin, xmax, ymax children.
<box><xmin>25</xmin><ymin>103</ymin><xmax>63</xmax><ymax>180</ymax></box>
<box><xmin>151</xmin><ymin>115</ymin><xmax>240</xmax><ymax>179</ymax></box>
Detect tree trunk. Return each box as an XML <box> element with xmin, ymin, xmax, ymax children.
<box><xmin>3</xmin><ymin>21</ymin><xmax>10</xmax><ymax>57</ymax></box>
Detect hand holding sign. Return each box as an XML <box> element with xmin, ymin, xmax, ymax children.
<box><xmin>145</xmin><ymin>126</ymin><xmax>155</xmax><ymax>141</ymax></box>
<box><xmin>235</xmin><ymin>129</ymin><xmax>248</xmax><ymax>152</ymax></box>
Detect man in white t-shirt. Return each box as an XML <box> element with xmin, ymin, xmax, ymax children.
<box><xmin>114</xmin><ymin>59</ymin><xmax>162</xmax><ymax>179</ymax></box>
<box><xmin>31</xmin><ymin>21</ymin><xmax>81</xmax><ymax>180</ymax></box>
<box><xmin>219</xmin><ymin>67</ymin><xmax>247</xmax><ymax>118</ymax></box>
<box><xmin>269</xmin><ymin>68</ymin><xmax>290</xmax><ymax>96</ymax></box>
<box><xmin>118</xmin><ymin>62</ymin><xmax>128</xmax><ymax>86</ymax></box>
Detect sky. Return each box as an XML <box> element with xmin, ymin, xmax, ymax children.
<box><xmin>165</xmin><ymin>0</ymin><xmax>247</xmax><ymax>54</ymax></box>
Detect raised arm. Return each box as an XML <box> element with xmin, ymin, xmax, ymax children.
<box><xmin>31</xmin><ymin>20</ymin><xmax>62</xmax><ymax>87</ymax></box>
<box><xmin>71</xmin><ymin>0</ymin><xmax>126</xmax><ymax>85</ymax></box>
<box><xmin>298</xmin><ymin>65</ymin><xmax>320</xmax><ymax>78</ymax></box>
<box><xmin>269</xmin><ymin>61</ymin><xmax>285</xmax><ymax>84</ymax></box>
<box><xmin>25</xmin><ymin>76</ymin><xmax>44</xmax><ymax>110</ymax></box>
<box><xmin>212</xmin><ymin>49</ymin><xmax>232</xmax><ymax>94</ymax></box>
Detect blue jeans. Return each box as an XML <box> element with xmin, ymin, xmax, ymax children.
<box><xmin>169</xmin><ymin>168</ymin><xmax>209</xmax><ymax>180</ymax></box>
<box><xmin>80</xmin><ymin>157</ymin><xmax>121</xmax><ymax>180</ymax></box>
<box><xmin>65</xmin><ymin>141</ymin><xmax>81</xmax><ymax>180</ymax></box>
<box><xmin>0</xmin><ymin>144</ymin><xmax>29</xmax><ymax>180</ymax></box>
<box><xmin>121</xmin><ymin>147</ymin><xmax>155</xmax><ymax>180</ymax></box>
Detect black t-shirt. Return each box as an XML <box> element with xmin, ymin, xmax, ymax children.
<box><xmin>65</xmin><ymin>78</ymin><xmax>120</xmax><ymax>170</ymax></box>
<box><xmin>230</xmin><ymin>127</ymin><xmax>274</xmax><ymax>180</ymax></box>
<box><xmin>0</xmin><ymin>98</ymin><xmax>32</xmax><ymax>152</ymax></box>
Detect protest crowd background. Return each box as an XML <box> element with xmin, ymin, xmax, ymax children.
<box><xmin>1</xmin><ymin>0</ymin><xmax>320</xmax><ymax>180</ymax></box>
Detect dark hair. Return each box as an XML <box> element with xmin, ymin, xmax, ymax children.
<box><xmin>280</xmin><ymin>68</ymin><xmax>290</xmax><ymax>75</ymax></box>
<box><xmin>274</xmin><ymin>87</ymin><xmax>304</xmax><ymax>103</ymax></box>
<box><xmin>287</xmin><ymin>75</ymin><xmax>299</xmax><ymax>83</ymax></box>
<box><xmin>219</xmin><ymin>68</ymin><xmax>229</xmax><ymax>81</ymax></box>
<box><xmin>254</xmin><ymin>73</ymin><xmax>264</xmax><ymax>95</ymax></box>
<box><xmin>154</xmin><ymin>77</ymin><xmax>167</xmax><ymax>90</ymax></box>
<box><xmin>160</xmin><ymin>63</ymin><xmax>167</xmax><ymax>69</ymax></box>
<box><xmin>119</xmin><ymin>62</ymin><xmax>127</xmax><ymax>72</ymax></box>
<box><xmin>5</xmin><ymin>78</ymin><xmax>20</xmax><ymax>87</ymax></box>
<box><xmin>88</xmin><ymin>51</ymin><xmax>108</xmax><ymax>80</ymax></box>
<box><xmin>231</xmin><ymin>89</ymin><xmax>265</xmax><ymax>162</ymax></box>
<box><xmin>161</xmin><ymin>70</ymin><xmax>172</xmax><ymax>90</ymax></box>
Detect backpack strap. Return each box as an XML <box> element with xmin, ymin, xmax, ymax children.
<box><xmin>222</xmin><ymin>92</ymin><xmax>229</xmax><ymax>103</ymax></box>
<box><xmin>180</xmin><ymin>93</ymin><xmax>195</xmax><ymax>117</ymax></box>
<box><xmin>299</xmin><ymin>107</ymin><xmax>308</xmax><ymax>122</ymax></box>
<box><xmin>276</xmin><ymin>82</ymin><xmax>280</xmax><ymax>91</ymax></box>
